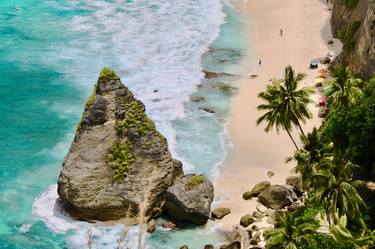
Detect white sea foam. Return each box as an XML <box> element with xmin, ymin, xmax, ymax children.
<box><xmin>32</xmin><ymin>0</ymin><xmax>229</xmax><ymax>247</ymax></box>
<box><xmin>44</xmin><ymin>0</ymin><xmax>226</xmax><ymax>162</ymax></box>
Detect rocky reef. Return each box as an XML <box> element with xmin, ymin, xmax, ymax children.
<box><xmin>57</xmin><ymin>68</ymin><xmax>186</xmax><ymax>221</ymax></box>
<box><xmin>331</xmin><ymin>0</ymin><xmax>375</xmax><ymax>78</ymax></box>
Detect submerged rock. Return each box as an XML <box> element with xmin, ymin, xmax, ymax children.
<box><xmin>162</xmin><ymin>221</ymin><xmax>177</xmax><ymax>229</ymax></box>
<box><xmin>203</xmin><ymin>70</ymin><xmax>234</xmax><ymax>79</ymax></box>
<box><xmin>147</xmin><ymin>219</ymin><xmax>156</xmax><ymax>233</ymax></box>
<box><xmin>57</xmin><ymin>68</ymin><xmax>183</xmax><ymax>221</ymax></box>
<box><xmin>164</xmin><ymin>174</ymin><xmax>214</xmax><ymax>225</ymax></box>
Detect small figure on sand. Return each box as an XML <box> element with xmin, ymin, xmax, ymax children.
<box><xmin>280</xmin><ymin>29</ymin><xmax>283</xmax><ymax>36</ymax></box>
<box><xmin>258</xmin><ymin>58</ymin><xmax>262</xmax><ymax>66</ymax></box>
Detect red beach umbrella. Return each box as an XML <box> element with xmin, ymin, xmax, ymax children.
<box><xmin>318</xmin><ymin>96</ymin><xmax>327</xmax><ymax>106</ymax></box>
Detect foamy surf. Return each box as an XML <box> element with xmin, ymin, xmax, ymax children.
<box><xmin>27</xmin><ymin>0</ymin><xmax>248</xmax><ymax>247</ymax></box>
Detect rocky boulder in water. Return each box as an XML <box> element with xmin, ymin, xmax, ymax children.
<box><xmin>164</xmin><ymin>174</ymin><xmax>214</xmax><ymax>225</ymax></box>
<box><xmin>57</xmin><ymin>68</ymin><xmax>183</xmax><ymax>221</ymax></box>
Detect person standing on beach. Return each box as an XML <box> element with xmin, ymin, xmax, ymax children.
<box><xmin>258</xmin><ymin>58</ymin><xmax>262</xmax><ymax>66</ymax></box>
<box><xmin>280</xmin><ymin>29</ymin><xmax>283</xmax><ymax>36</ymax></box>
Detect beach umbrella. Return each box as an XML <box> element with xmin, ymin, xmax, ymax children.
<box><xmin>319</xmin><ymin>69</ymin><xmax>328</xmax><ymax>74</ymax></box>
<box><xmin>315</xmin><ymin>78</ymin><xmax>325</xmax><ymax>83</ymax></box>
<box><xmin>318</xmin><ymin>96</ymin><xmax>327</xmax><ymax>106</ymax></box>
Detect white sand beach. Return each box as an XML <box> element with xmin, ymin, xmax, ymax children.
<box><xmin>215</xmin><ymin>0</ymin><xmax>342</xmax><ymax>231</ymax></box>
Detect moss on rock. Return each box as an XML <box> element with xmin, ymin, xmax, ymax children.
<box><xmin>116</xmin><ymin>97</ymin><xmax>166</xmax><ymax>146</ymax></box>
<box><xmin>106</xmin><ymin>141</ymin><xmax>135</xmax><ymax>181</ymax></box>
<box><xmin>186</xmin><ymin>175</ymin><xmax>205</xmax><ymax>190</ymax></box>
<box><xmin>99</xmin><ymin>67</ymin><xmax>118</xmax><ymax>81</ymax></box>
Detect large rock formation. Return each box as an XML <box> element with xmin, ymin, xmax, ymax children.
<box><xmin>164</xmin><ymin>174</ymin><xmax>214</xmax><ymax>225</ymax></box>
<box><xmin>258</xmin><ymin>185</ymin><xmax>297</xmax><ymax>210</ymax></box>
<box><xmin>57</xmin><ymin>68</ymin><xmax>183</xmax><ymax>221</ymax></box>
<box><xmin>331</xmin><ymin>0</ymin><xmax>375</xmax><ymax>78</ymax></box>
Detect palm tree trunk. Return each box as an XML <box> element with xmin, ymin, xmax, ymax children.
<box><xmin>296</xmin><ymin>121</ymin><xmax>305</xmax><ymax>136</ymax></box>
<box><xmin>286</xmin><ymin>129</ymin><xmax>299</xmax><ymax>150</ymax></box>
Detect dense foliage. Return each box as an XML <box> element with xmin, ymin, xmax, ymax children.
<box><xmin>259</xmin><ymin>66</ymin><xmax>375</xmax><ymax>248</ymax></box>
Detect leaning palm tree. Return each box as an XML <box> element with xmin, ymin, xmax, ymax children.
<box><xmin>257</xmin><ymin>65</ymin><xmax>314</xmax><ymax>149</ymax></box>
<box><xmin>315</xmin><ymin>161</ymin><xmax>365</xmax><ymax>224</ymax></box>
<box><xmin>287</xmin><ymin>127</ymin><xmax>333</xmax><ymax>189</ymax></box>
<box><xmin>329</xmin><ymin>66</ymin><xmax>362</xmax><ymax>109</ymax></box>
<box><xmin>265</xmin><ymin>212</ymin><xmax>318</xmax><ymax>249</ymax></box>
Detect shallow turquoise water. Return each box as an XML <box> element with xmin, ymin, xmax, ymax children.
<box><xmin>0</xmin><ymin>1</ymin><xmax>247</xmax><ymax>248</ymax></box>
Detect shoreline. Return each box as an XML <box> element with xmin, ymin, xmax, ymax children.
<box><xmin>215</xmin><ymin>0</ymin><xmax>342</xmax><ymax>231</ymax></box>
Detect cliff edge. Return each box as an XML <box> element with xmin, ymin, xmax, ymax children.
<box><xmin>331</xmin><ymin>0</ymin><xmax>375</xmax><ymax>78</ymax></box>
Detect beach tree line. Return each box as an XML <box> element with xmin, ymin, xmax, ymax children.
<box><xmin>257</xmin><ymin>65</ymin><xmax>375</xmax><ymax>249</ymax></box>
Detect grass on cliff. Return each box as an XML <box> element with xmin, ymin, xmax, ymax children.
<box><xmin>115</xmin><ymin>97</ymin><xmax>166</xmax><ymax>145</ymax></box>
<box><xmin>186</xmin><ymin>175</ymin><xmax>205</xmax><ymax>190</ymax></box>
<box><xmin>343</xmin><ymin>0</ymin><xmax>359</xmax><ymax>9</ymax></box>
<box><xmin>338</xmin><ymin>20</ymin><xmax>361</xmax><ymax>51</ymax></box>
<box><xmin>107</xmin><ymin>141</ymin><xmax>135</xmax><ymax>181</ymax></box>
<box><xmin>100</xmin><ymin>67</ymin><xmax>118</xmax><ymax>81</ymax></box>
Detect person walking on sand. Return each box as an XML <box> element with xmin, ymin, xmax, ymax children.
<box><xmin>280</xmin><ymin>29</ymin><xmax>283</xmax><ymax>36</ymax></box>
<box><xmin>258</xmin><ymin>58</ymin><xmax>262</xmax><ymax>66</ymax></box>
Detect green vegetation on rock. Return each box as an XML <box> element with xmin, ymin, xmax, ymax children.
<box><xmin>338</xmin><ymin>21</ymin><xmax>361</xmax><ymax>51</ymax></box>
<box><xmin>84</xmin><ymin>86</ymin><xmax>97</xmax><ymax>112</ymax></box>
<box><xmin>99</xmin><ymin>67</ymin><xmax>118</xmax><ymax>81</ymax></box>
<box><xmin>186</xmin><ymin>175</ymin><xmax>205</xmax><ymax>189</ymax></box>
<box><xmin>107</xmin><ymin>141</ymin><xmax>135</xmax><ymax>181</ymax></box>
<box><xmin>343</xmin><ymin>0</ymin><xmax>359</xmax><ymax>9</ymax></box>
<box><xmin>115</xmin><ymin>97</ymin><xmax>166</xmax><ymax>146</ymax></box>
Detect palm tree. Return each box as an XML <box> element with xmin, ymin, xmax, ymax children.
<box><xmin>257</xmin><ymin>66</ymin><xmax>314</xmax><ymax>150</ymax></box>
<box><xmin>281</xmin><ymin>66</ymin><xmax>314</xmax><ymax>135</ymax></box>
<box><xmin>329</xmin><ymin>66</ymin><xmax>362</xmax><ymax>108</ymax></box>
<box><xmin>315</xmin><ymin>161</ymin><xmax>365</xmax><ymax>224</ymax></box>
<box><xmin>330</xmin><ymin>214</ymin><xmax>375</xmax><ymax>249</ymax></box>
<box><xmin>265</xmin><ymin>212</ymin><xmax>318</xmax><ymax>249</ymax></box>
<box><xmin>287</xmin><ymin>127</ymin><xmax>333</xmax><ymax>189</ymax></box>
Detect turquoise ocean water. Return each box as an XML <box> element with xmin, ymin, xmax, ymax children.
<box><xmin>0</xmin><ymin>1</ymin><xmax>247</xmax><ymax>248</ymax></box>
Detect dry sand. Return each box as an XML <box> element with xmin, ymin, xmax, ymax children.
<box><xmin>215</xmin><ymin>0</ymin><xmax>342</xmax><ymax>231</ymax></box>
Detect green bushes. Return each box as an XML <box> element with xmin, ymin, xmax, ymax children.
<box><xmin>343</xmin><ymin>0</ymin><xmax>359</xmax><ymax>9</ymax></box>
<box><xmin>186</xmin><ymin>175</ymin><xmax>205</xmax><ymax>189</ymax></box>
<box><xmin>99</xmin><ymin>67</ymin><xmax>118</xmax><ymax>81</ymax></box>
<box><xmin>107</xmin><ymin>142</ymin><xmax>135</xmax><ymax>181</ymax></box>
<box><xmin>299</xmin><ymin>234</ymin><xmax>354</xmax><ymax>249</ymax></box>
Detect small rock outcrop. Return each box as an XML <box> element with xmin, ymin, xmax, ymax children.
<box><xmin>146</xmin><ymin>219</ymin><xmax>156</xmax><ymax>233</ymax></box>
<box><xmin>220</xmin><ymin>241</ymin><xmax>241</xmax><ymax>249</ymax></box>
<box><xmin>164</xmin><ymin>174</ymin><xmax>214</xmax><ymax>225</ymax></box>
<box><xmin>211</xmin><ymin>207</ymin><xmax>231</xmax><ymax>219</ymax></box>
<box><xmin>57</xmin><ymin>68</ymin><xmax>183</xmax><ymax>221</ymax></box>
<box><xmin>240</xmin><ymin>214</ymin><xmax>255</xmax><ymax>228</ymax></box>
<box><xmin>258</xmin><ymin>185</ymin><xmax>297</xmax><ymax>210</ymax></box>
<box><xmin>250</xmin><ymin>181</ymin><xmax>271</xmax><ymax>197</ymax></box>
<box><xmin>285</xmin><ymin>175</ymin><xmax>302</xmax><ymax>187</ymax></box>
